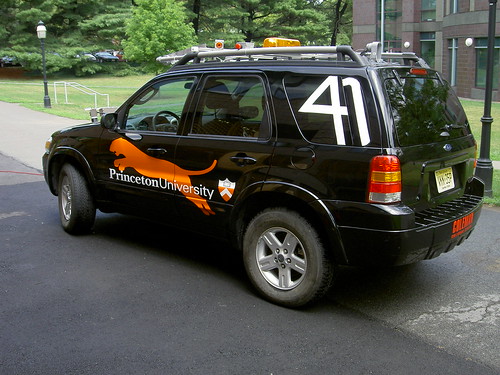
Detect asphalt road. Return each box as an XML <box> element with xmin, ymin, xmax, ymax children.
<box><xmin>0</xmin><ymin>154</ymin><xmax>499</xmax><ymax>374</ymax></box>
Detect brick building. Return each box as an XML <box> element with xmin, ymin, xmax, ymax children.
<box><xmin>352</xmin><ymin>0</ymin><xmax>500</xmax><ymax>100</ymax></box>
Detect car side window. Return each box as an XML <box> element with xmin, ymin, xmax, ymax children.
<box><xmin>189</xmin><ymin>76</ymin><xmax>268</xmax><ymax>138</ymax></box>
<box><xmin>123</xmin><ymin>77</ymin><xmax>194</xmax><ymax>132</ymax></box>
<box><xmin>284</xmin><ymin>74</ymin><xmax>378</xmax><ymax>147</ymax></box>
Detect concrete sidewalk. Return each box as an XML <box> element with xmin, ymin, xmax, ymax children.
<box><xmin>0</xmin><ymin>100</ymin><xmax>499</xmax><ymax>171</ymax></box>
<box><xmin>0</xmin><ymin>102</ymin><xmax>84</xmax><ymax>171</ymax></box>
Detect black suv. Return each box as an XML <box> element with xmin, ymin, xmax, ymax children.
<box><xmin>43</xmin><ymin>42</ymin><xmax>484</xmax><ymax>307</ymax></box>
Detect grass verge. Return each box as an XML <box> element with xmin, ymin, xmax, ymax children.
<box><xmin>462</xmin><ymin>99</ymin><xmax>500</xmax><ymax>161</ymax></box>
<box><xmin>0</xmin><ymin>73</ymin><xmax>154</xmax><ymax>120</ymax></box>
<box><xmin>484</xmin><ymin>169</ymin><xmax>500</xmax><ymax>206</ymax></box>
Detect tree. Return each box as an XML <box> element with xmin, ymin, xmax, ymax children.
<box><xmin>0</xmin><ymin>0</ymin><xmax>132</xmax><ymax>75</ymax></box>
<box><xmin>123</xmin><ymin>0</ymin><xmax>197</xmax><ymax>72</ymax></box>
<box><xmin>271</xmin><ymin>0</ymin><xmax>330</xmax><ymax>45</ymax></box>
<box><xmin>0</xmin><ymin>0</ymin><xmax>353</xmax><ymax>76</ymax></box>
<box><xmin>191</xmin><ymin>0</ymin><xmax>202</xmax><ymax>35</ymax></box>
<box><xmin>187</xmin><ymin>0</ymin><xmax>329</xmax><ymax>46</ymax></box>
<box><xmin>318</xmin><ymin>0</ymin><xmax>352</xmax><ymax>46</ymax></box>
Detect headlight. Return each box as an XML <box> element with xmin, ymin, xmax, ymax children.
<box><xmin>45</xmin><ymin>136</ymin><xmax>52</xmax><ymax>154</ymax></box>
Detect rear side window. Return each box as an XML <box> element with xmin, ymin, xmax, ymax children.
<box><xmin>190</xmin><ymin>75</ymin><xmax>269</xmax><ymax>139</ymax></box>
<box><xmin>284</xmin><ymin>74</ymin><xmax>379</xmax><ymax>147</ymax></box>
<box><xmin>384</xmin><ymin>69</ymin><xmax>471</xmax><ymax>146</ymax></box>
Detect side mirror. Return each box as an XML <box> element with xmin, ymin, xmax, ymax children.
<box><xmin>101</xmin><ymin>113</ymin><xmax>117</xmax><ymax>129</ymax></box>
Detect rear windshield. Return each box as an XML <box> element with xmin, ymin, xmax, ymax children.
<box><xmin>383</xmin><ymin>69</ymin><xmax>471</xmax><ymax>146</ymax></box>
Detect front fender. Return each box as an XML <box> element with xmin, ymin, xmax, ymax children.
<box><xmin>45</xmin><ymin>146</ymin><xmax>96</xmax><ymax>195</ymax></box>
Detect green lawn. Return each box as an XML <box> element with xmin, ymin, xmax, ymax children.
<box><xmin>462</xmin><ymin>99</ymin><xmax>500</xmax><ymax>206</ymax></box>
<box><xmin>0</xmin><ymin>74</ymin><xmax>154</xmax><ymax>120</ymax></box>
<box><xmin>462</xmin><ymin>99</ymin><xmax>500</xmax><ymax>161</ymax></box>
<box><xmin>486</xmin><ymin>170</ymin><xmax>500</xmax><ymax>206</ymax></box>
<box><xmin>0</xmin><ymin>73</ymin><xmax>498</xmax><ymax>205</ymax></box>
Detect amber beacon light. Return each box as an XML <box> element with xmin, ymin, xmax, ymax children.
<box><xmin>263</xmin><ymin>37</ymin><xmax>301</xmax><ymax>47</ymax></box>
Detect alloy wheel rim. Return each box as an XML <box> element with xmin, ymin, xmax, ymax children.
<box><xmin>60</xmin><ymin>176</ymin><xmax>72</xmax><ymax>221</ymax></box>
<box><xmin>255</xmin><ymin>227</ymin><xmax>307</xmax><ymax>290</ymax></box>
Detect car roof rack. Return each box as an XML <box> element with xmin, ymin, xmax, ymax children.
<box><xmin>156</xmin><ymin>42</ymin><xmax>430</xmax><ymax>69</ymax></box>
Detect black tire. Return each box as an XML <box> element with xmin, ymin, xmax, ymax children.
<box><xmin>57</xmin><ymin>164</ymin><xmax>96</xmax><ymax>234</ymax></box>
<box><xmin>243</xmin><ymin>208</ymin><xmax>334</xmax><ymax>307</ymax></box>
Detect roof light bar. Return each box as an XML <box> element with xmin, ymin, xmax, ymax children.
<box><xmin>263</xmin><ymin>38</ymin><xmax>301</xmax><ymax>48</ymax></box>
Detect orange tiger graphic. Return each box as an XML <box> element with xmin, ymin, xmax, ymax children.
<box><xmin>110</xmin><ymin>138</ymin><xmax>217</xmax><ymax>215</ymax></box>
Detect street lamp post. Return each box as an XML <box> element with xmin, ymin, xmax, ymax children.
<box><xmin>36</xmin><ymin>20</ymin><xmax>51</xmax><ymax>108</ymax></box>
<box><xmin>475</xmin><ymin>0</ymin><xmax>497</xmax><ymax>197</ymax></box>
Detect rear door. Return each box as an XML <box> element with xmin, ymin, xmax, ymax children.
<box><xmin>173</xmin><ymin>73</ymin><xmax>275</xmax><ymax>232</ymax></box>
<box><xmin>280</xmin><ymin>72</ymin><xmax>383</xmax><ymax>202</ymax></box>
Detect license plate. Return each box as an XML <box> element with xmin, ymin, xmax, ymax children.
<box><xmin>435</xmin><ymin>167</ymin><xmax>455</xmax><ymax>193</ymax></box>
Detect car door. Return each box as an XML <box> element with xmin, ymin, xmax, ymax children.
<box><xmin>173</xmin><ymin>73</ymin><xmax>275</xmax><ymax>233</ymax></box>
<box><xmin>96</xmin><ymin>75</ymin><xmax>197</xmax><ymax>222</ymax></box>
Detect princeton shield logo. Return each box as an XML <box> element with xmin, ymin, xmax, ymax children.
<box><xmin>218</xmin><ymin>178</ymin><xmax>236</xmax><ymax>202</ymax></box>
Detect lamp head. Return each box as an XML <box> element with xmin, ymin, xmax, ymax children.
<box><xmin>36</xmin><ymin>21</ymin><xmax>46</xmax><ymax>39</ymax></box>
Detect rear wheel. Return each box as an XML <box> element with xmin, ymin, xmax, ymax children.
<box><xmin>58</xmin><ymin>164</ymin><xmax>96</xmax><ymax>234</ymax></box>
<box><xmin>243</xmin><ymin>208</ymin><xmax>334</xmax><ymax>307</ymax></box>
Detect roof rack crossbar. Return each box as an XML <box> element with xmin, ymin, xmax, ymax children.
<box><xmin>168</xmin><ymin>46</ymin><xmax>364</xmax><ymax>67</ymax></box>
<box><xmin>173</xmin><ymin>52</ymin><xmax>199</xmax><ymax>67</ymax></box>
<box><xmin>161</xmin><ymin>42</ymin><xmax>431</xmax><ymax>69</ymax></box>
<box><xmin>380</xmin><ymin>52</ymin><xmax>430</xmax><ymax>68</ymax></box>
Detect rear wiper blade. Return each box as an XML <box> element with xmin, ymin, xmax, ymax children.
<box><xmin>443</xmin><ymin>123</ymin><xmax>466</xmax><ymax>130</ymax></box>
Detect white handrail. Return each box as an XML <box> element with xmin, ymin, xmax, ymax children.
<box><xmin>53</xmin><ymin>81</ymin><xmax>110</xmax><ymax>108</ymax></box>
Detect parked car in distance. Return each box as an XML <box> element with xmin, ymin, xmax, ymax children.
<box><xmin>0</xmin><ymin>56</ymin><xmax>19</xmax><ymax>67</ymax></box>
<box><xmin>76</xmin><ymin>52</ymin><xmax>97</xmax><ymax>61</ymax></box>
<box><xmin>94</xmin><ymin>52</ymin><xmax>119</xmax><ymax>62</ymax></box>
<box><xmin>114</xmin><ymin>51</ymin><xmax>126</xmax><ymax>61</ymax></box>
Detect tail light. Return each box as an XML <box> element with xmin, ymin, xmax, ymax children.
<box><xmin>367</xmin><ymin>155</ymin><xmax>402</xmax><ymax>204</ymax></box>
<box><xmin>410</xmin><ymin>67</ymin><xmax>428</xmax><ymax>76</ymax></box>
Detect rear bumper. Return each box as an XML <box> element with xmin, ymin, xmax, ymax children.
<box><xmin>327</xmin><ymin>177</ymin><xmax>484</xmax><ymax>266</ymax></box>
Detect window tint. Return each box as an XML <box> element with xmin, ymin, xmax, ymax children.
<box><xmin>124</xmin><ymin>77</ymin><xmax>194</xmax><ymax>132</ymax></box>
<box><xmin>284</xmin><ymin>74</ymin><xmax>376</xmax><ymax>146</ymax></box>
<box><xmin>384</xmin><ymin>69</ymin><xmax>471</xmax><ymax>146</ymax></box>
<box><xmin>190</xmin><ymin>76</ymin><xmax>268</xmax><ymax>138</ymax></box>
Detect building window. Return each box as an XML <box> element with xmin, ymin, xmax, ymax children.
<box><xmin>377</xmin><ymin>0</ymin><xmax>403</xmax><ymax>51</ymax></box>
<box><xmin>420</xmin><ymin>32</ymin><xmax>436</xmax><ymax>68</ymax></box>
<box><xmin>449</xmin><ymin>0</ymin><xmax>458</xmax><ymax>14</ymax></box>
<box><xmin>448</xmin><ymin>38</ymin><xmax>458</xmax><ymax>86</ymax></box>
<box><xmin>421</xmin><ymin>0</ymin><xmax>436</xmax><ymax>21</ymax></box>
<box><xmin>475</xmin><ymin>37</ymin><xmax>500</xmax><ymax>89</ymax></box>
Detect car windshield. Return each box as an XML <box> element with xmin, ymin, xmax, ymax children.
<box><xmin>383</xmin><ymin>68</ymin><xmax>471</xmax><ymax>146</ymax></box>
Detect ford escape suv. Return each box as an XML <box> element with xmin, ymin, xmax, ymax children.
<box><xmin>43</xmin><ymin>41</ymin><xmax>484</xmax><ymax>307</ymax></box>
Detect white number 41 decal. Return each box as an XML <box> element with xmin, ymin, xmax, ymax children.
<box><xmin>298</xmin><ymin>76</ymin><xmax>370</xmax><ymax>146</ymax></box>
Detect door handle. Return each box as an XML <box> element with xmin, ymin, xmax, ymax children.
<box><xmin>147</xmin><ymin>147</ymin><xmax>167</xmax><ymax>155</ymax></box>
<box><xmin>230</xmin><ymin>153</ymin><xmax>257</xmax><ymax>167</ymax></box>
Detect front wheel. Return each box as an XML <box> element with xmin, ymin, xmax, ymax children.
<box><xmin>58</xmin><ymin>164</ymin><xmax>96</xmax><ymax>234</ymax></box>
<box><xmin>243</xmin><ymin>208</ymin><xmax>334</xmax><ymax>307</ymax></box>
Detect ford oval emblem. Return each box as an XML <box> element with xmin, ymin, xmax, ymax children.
<box><xmin>444</xmin><ymin>144</ymin><xmax>453</xmax><ymax>152</ymax></box>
